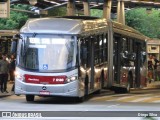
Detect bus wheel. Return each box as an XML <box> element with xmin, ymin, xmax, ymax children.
<box><xmin>100</xmin><ymin>72</ymin><xmax>104</xmax><ymax>89</ymax></box>
<box><xmin>84</xmin><ymin>76</ymin><xmax>89</xmax><ymax>96</ymax></box>
<box><xmin>74</xmin><ymin>96</ymin><xmax>85</xmax><ymax>103</ymax></box>
<box><xmin>78</xmin><ymin>96</ymin><xmax>85</xmax><ymax>102</ymax></box>
<box><xmin>26</xmin><ymin>95</ymin><xmax>35</xmax><ymax>102</ymax></box>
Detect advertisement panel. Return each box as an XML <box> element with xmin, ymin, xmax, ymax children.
<box><xmin>0</xmin><ymin>0</ymin><xmax>10</xmax><ymax>18</ymax></box>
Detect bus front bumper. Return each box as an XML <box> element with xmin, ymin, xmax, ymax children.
<box><xmin>15</xmin><ymin>80</ymin><xmax>84</xmax><ymax>97</ymax></box>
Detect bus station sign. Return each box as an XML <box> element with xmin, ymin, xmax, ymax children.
<box><xmin>0</xmin><ymin>0</ymin><xmax>10</xmax><ymax>18</ymax></box>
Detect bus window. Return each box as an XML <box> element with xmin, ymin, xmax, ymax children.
<box><xmin>103</xmin><ymin>34</ymin><xmax>108</xmax><ymax>62</ymax></box>
<box><xmin>141</xmin><ymin>42</ymin><xmax>147</xmax><ymax>66</ymax></box>
<box><xmin>18</xmin><ymin>34</ymin><xmax>77</xmax><ymax>71</ymax></box>
<box><xmin>99</xmin><ymin>35</ymin><xmax>102</xmax><ymax>63</ymax></box>
<box><xmin>80</xmin><ymin>38</ymin><xmax>90</xmax><ymax>68</ymax></box>
<box><xmin>113</xmin><ymin>34</ymin><xmax>122</xmax><ymax>84</ymax></box>
<box><xmin>94</xmin><ymin>36</ymin><xmax>100</xmax><ymax>65</ymax></box>
<box><xmin>120</xmin><ymin>37</ymin><xmax>136</xmax><ymax>66</ymax></box>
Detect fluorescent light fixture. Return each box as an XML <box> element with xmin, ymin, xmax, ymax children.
<box><xmin>131</xmin><ymin>0</ymin><xmax>139</xmax><ymax>3</ymax></box>
<box><xmin>154</xmin><ymin>2</ymin><xmax>160</xmax><ymax>5</ymax></box>
<box><xmin>141</xmin><ymin>1</ymin><xmax>154</xmax><ymax>4</ymax></box>
<box><xmin>29</xmin><ymin>0</ymin><xmax>37</xmax><ymax>6</ymax></box>
<box><xmin>44</xmin><ymin>0</ymin><xmax>60</xmax><ymax>5</ymax></box>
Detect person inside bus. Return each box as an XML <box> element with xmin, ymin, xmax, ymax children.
<box><xmin>0</xmin><ymin>53</ymin><xmax>9</xmax><ymax>93</ymax></box>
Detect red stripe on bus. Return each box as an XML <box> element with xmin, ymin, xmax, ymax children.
<box><xmin>24</xmin><ymin>74</ymin><xmax>67</xmax><ymax>84</ymax></box>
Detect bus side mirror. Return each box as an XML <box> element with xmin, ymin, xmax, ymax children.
<box><xmin>11</xmin><ymin>41</ymin><xmax>17</xmax><ymax>54</ymax></box>
<box><xmin>128</xmin><ymin>53</ymin><xmax>136</xmax><ymax>61</ymax></box>
<box><xmin>121</xmin><ymin>51</ymin><xmax>136</xmax><ymax>61</ymax></box>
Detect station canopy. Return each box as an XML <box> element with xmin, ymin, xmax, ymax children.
<box><xmin>10</xmin><ymin>0</ymin><xmax>160</xmax><ymax>13</ymax></box>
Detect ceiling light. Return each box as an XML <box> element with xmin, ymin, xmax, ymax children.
<box><xmin>29</xmin><ymin>0</ymin><xmax>37</xmax><ymax>6</ymax></box>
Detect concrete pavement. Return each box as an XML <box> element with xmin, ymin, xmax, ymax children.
<box><xmin>0</xmin><ymin>82</ymin><xmax>14</xmax><ymax>98</ymax></box>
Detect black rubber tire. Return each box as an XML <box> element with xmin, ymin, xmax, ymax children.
<box><xmin>26</xmin><ymin>95</ymin><xmax>35</xmax><ymax>102</ymax></box>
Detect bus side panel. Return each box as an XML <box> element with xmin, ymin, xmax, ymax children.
<box><xmin>120</xmin><ymin>69</ymin><xmax>129</xmax><ymax>86</ymax></box>
<box><xmin>102</xmin><ymin>63</ymin><xmax>109</xmax><ymax>88</ymax></box>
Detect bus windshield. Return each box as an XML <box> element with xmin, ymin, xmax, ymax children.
<box><xmin>17</xmin><ymin>34</ymin><xmax>77</xmax><ymax>71</ymax></box>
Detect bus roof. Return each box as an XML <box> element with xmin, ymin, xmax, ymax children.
<box><xmin>112</xmin><ymin>21</ymin><xmax>148</xmax><ymax>41</ymax></box>
<box><xmin>20</xmin><ymin>17</ymin><xmax>107</xmax><ymax>35</ymax></box>
<box><xmin>20</xmin><ymin>16</ymin><xmax>148</xmax><ymax>41</ymax></box>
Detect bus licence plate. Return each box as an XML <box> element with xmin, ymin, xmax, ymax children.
<box><xmin>39</xmin><ymin>91</ymin><xmax>50</xmax><ymax>95</ymax></box>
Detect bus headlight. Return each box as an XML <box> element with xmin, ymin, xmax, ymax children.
<box><xmin>66</xmin><ymin>76</ymin><xmax>77</xmax><ymax>83</ymax></box>
<box><xmin>14</xmin><ymin>71</ymin><xmax>25</xmax><ymax>81</ymax></box>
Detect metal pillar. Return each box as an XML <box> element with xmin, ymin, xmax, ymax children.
<box><xmin>117</xmin><ymin>0</ymin><xmax>125</xmax><ymax>25</ymax></box>
<box><xmin>103</xmin><ymin>0</ymin><xmax>112</xmax><ymax>19</ymax></box>
<box><xmin>67</xmin><ymin>0</ymin><xmax>75</xmax><ymax>16</ymax></box>
<box><xmin>83</xmin><ymin>0</ymin><xmax>90</xmax><ymax>16</ymax></box>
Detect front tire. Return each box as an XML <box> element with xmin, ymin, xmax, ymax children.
<box><xmin>26</xmin><ymin>95</ymin><xmax>35</xmax><ymax>102</ymax></box>
<box><xmin>84</xmin><ymin>76</ymin><xmax>89</xmax><ymax>96</ymax></box>
<box><xmin>100</xmin><ymin>72</ymin><xmax>104</xmax><ymax>89</ymax></box>
<box><xmin>77</xmin><ymin>96</ymin><xmax>85</xmax><ymax>102</ymax></box>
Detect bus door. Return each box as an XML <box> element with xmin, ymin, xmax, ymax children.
<box><xmin>80</xmin><ymin>37</ymin><xmax>94</xmax><ymax>94</ymax></box>
<box><xmin>134</xmin><ymin>42</ymin><xmax>141</xmax><ymax>88</ymax></box>
<box><xmin>90</xmin><ymin>37</ymin><xmax>95</xmax><ymax>90</ymax></box>
<box><xmin>113</xmin><ymin>34</ymin><xmax>122</xmax><ymax>84</ymax></box>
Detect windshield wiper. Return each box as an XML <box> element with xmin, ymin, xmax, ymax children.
<box><xmin>32</xmin><ymin>33</ymin><xmax>37</xmax><ymax>37</ymax></box>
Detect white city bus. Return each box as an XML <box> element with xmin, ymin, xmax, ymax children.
<box><xmin>12</xmin><ymin>16</ymin><xmax>148</xmax><ymax>102</ymax></box>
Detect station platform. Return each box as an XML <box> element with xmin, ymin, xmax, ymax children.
<box><xmin>0</xmin><ymin>82</ymin><xmax>14</xmax><ymax>98</ymax></box>
<box><xmin>145</xmin><ymin>81</ymin><xmax>160</xmax><ymax>89</ymax></box>
<box><xmin>0</xmin><ymin>81</ymin><xmax>160</xmax><ymax>98</ymax></box>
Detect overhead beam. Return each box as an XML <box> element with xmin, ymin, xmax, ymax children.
<box><xmin>10</xmin><ymin>8</ymin><xmax>38</xmax><ymax>14</ymax></box>
<box><xmin>44</xmin><ymin>2</ymin><xmax>67</xmax><ymax>10</ymax></box>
